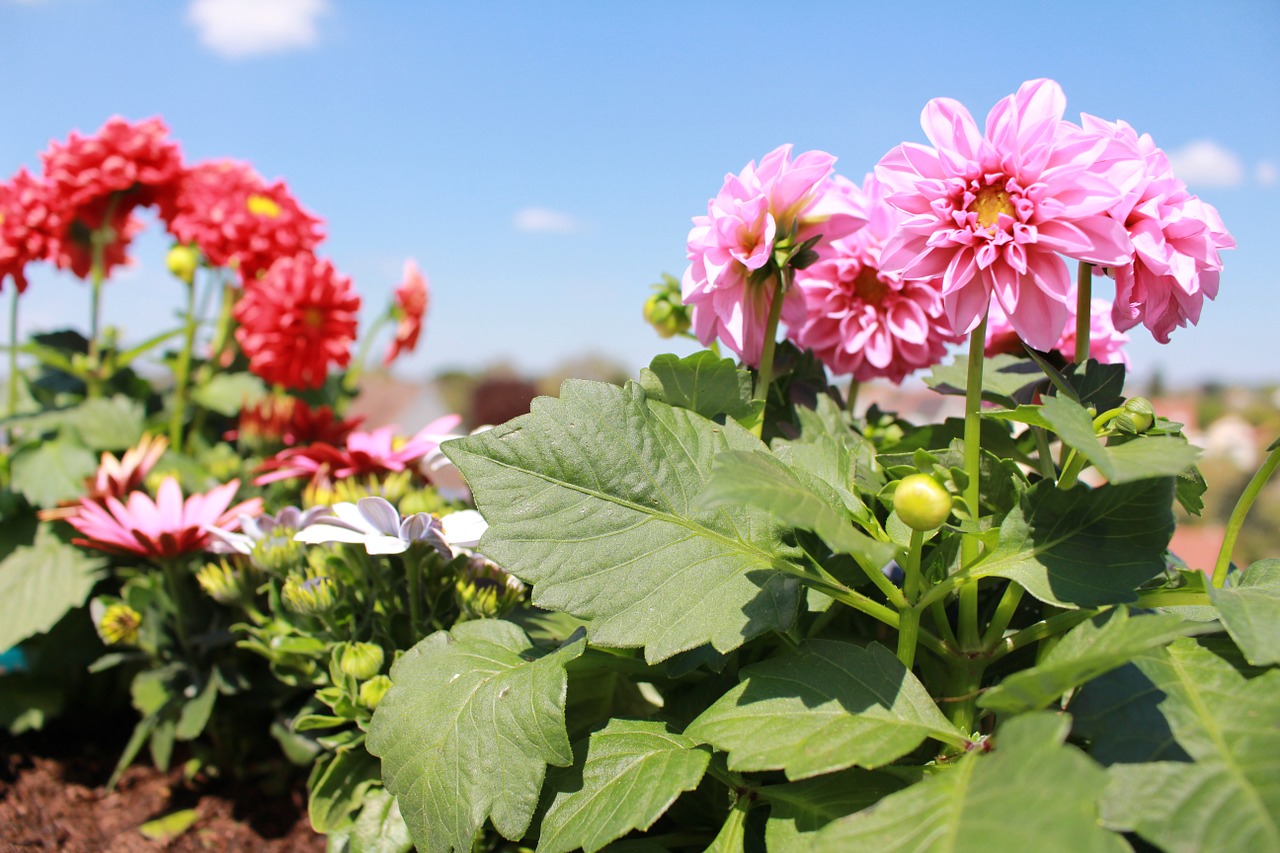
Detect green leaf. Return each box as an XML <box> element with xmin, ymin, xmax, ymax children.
<box><xmin>985</xmin><ymin>405</ymin><xmax>1054</xmax><ymax>430</ymax></box>
<box><xmin>538</xmin><ymin>719</ymin><xmax>710</xmax><ymax>853</ymax></box>
<box><xmin>443</xmin><ymin>380</ymin><xmax>800</xmax><ymax>663</ymax></box>
<box><xmin>698</xmin><ymin>450</ymin><xmax>892</xmax><ymax>567</ymax></box>
<box><xmin>63</xmin><ymin>395</ymin><xmax>145</xmax><ymax>451</ymax></box>
<box><xmin>9</xmin><ymin>439</ymin><xmax>97</xmax><ymax>507</ymax></box>
<box><xmin>970</xmin><ymin>478</ymin><xmax>1174</xmax><ymax>608</ymax></box>
<box><xmin>191</xmin><ymin>372</ymin><xmax>267</xmax><ymax>416</ymax></box>
<box><xmin>1063</xmin><ymin>359</ymin><xmax>1126</xmax><ymax>411</ymax></box>
<box><xmin>138</xmin><ymin>808</ymin><xmax>199</xmax><ymax>842</ymax></box>
<box><xmin>327</xmin><ymin>787</ymin><xmax>414</xmax><ymax>853</ymax></box>
<box><xmin>639</xmin><ymin>351</ymin><xmax>754</xmax><ymax>420</ymax></box>
<box><xmin>979</xmin><ymin>607</ymin><xmax>1212</xmax><ymax>714</ymax></box>
<box><xmin>366</xmin><ymin>620</ymin><xmax>586</xmax><ymax>853</ymax></box>
<box><xmin>925</xmin><ymin>354</ymin><xmax>1045</xmax><ymax>408</ymax></box>
<box><xmin>0</xmin><ymin>674</ymin><xmax>65</xmax><ymax>735</ymax></box>
<box><xmin>1040</xmin><ymin>395</ymin><xmax>1201</xmax><ymax>484</ymax></box>
<box><xmin>685</xmin><ymin>641</ymin><xmax>964</xmax><ymax>779</ymax></box>
<box><xmin>1070</xmin><ymin>660</ymin><xmax>1192</xmax><ymax>765</ymax></box>
<box><xmin>1208</xmin><ymin>559</ymin><xmax>1280</xmax><ymax>666</ymax></box>
<box><xmin>809</xmin><ymin>713</ymin><xmax>1127</xmax><ymax>853</ymax></box>
<box><xmin>1100</xmin><ymin>639</ymin><xmax>1280</xmax><ymax>852</ymax></box>
<box><xmin>773</xmin><ymin>431</ymin><xmax>876</xmax><ymax>518</ymax></box>
<box><xmin>0</xmin><ymin>526</ymin><xmax>104</xmax><ymax>651</ymax></box>
<box><xmin>309</xmin><ymin>748</ymin><xmax>380</xmax><ymax>833</ymax></box>
<box><xmin>762</xmin><ymin>768</ymin><xmax>910</xmax><ymax>850</ymax></box>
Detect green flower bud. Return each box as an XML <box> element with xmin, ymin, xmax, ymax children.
<box><xmin>359</xmin><ymin>675</ymin><xmax>393</xmax><ymax>710</ymax></box>
<box><xmin>455</xmin><ymin>556</ymin><xmax>526</xmax><ymax>621</ymax></box>
<box><xmin>1114</xmin><ymin>397</ymin><xmax>1155</xmax><ymax>435</ymax></box>
<box><xmin>166</xmin><ymin>243</ymin><xmax>199</xmax><ymax>284</ymax></box>
<box><xmin>893</xmin><ymin>473</ymin><xmax>953</xmax><ymax>532</ymax></box>
<box><xmin>97</xmin><ymin>603</ymin><xmax>143</xmax><ymax>646</ymax></box>
<box><xmin>338</xmin><ymin>642</ymin><xmax>385</xmax><ymax>680</ymax></box>
<box><xmin>250</xmin><ymin>530</ymin><xmax>304</xmax><ymax>575</ymax></box>
<box><xmin>282</xmin><ymin>572</ymin><xmax>338</xmax><ymax>615</ymax></box>
<box><xmin>643</xmin><ymin>274</ymin><xmax>691</xmax><ymax>339</ymax></box>
<box><xmin>196</xmin><ymin>559</ymin><xmax>258</xmax><ymax>605</ymax></box>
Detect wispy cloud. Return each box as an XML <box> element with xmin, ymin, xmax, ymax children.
<box><xmin>1256</xmin><ymin>160</ymin><xmax>1278</xmax><ymax>188</ymax></box>
<box><xmin>514</xmin><ymin>207</ymin><xmax>584</xmax><ymax>235</ymax></box>
<box><xmin>1166</xmin><ymin>140</ymin><xmax>1245</xmax><ymax>188</ymax></box>
<box><xmin>187</xmin><ymin>0</ymin><xmax>328</xmax><ymax>59</ymax></box>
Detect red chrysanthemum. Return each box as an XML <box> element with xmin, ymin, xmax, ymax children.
<box><xmin>40</xmin><ymin>117</ymin><xmax>184</xmax><ymax>279</ymax></box>
<box><xmin>168</xmin><ymin>160</ymin><xmax>325</xmax><ymax>285</ymax></box>
<box><xmin>0</xmin><ymin>168</ymin><xmax>58</xmax><ymax>293</ymax></box>
<box><xmin>225</xmin><ymin>395</ymin><xmax>363</xmax><ymax>450</ymax></box>
<box><xmin>383</xmin><ymin>258</ymin><xmax>429</xmax><ymax>366</ymax></box>
<box><xmin>234</xmin><ymin>253</ymin><xmax>360</xmax><ymax>390</ymax></box>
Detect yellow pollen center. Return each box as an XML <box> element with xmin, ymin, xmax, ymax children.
<box><xmin>970</xmin><ymin>186</ymin><xmax>1015</xmax><ymax>228</ymax></box>
<box><xmin>302</xmin><ymin>307</ymin><xmax>325</xmax><ymax>328</ymax></box>
<box><xmin>247</xmin><ymin>194</ymin><xmax>282</xmax><ymax>218</ymax></box>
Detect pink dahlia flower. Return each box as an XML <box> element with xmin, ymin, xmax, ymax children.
<box><xmin>168</xmin><ymin>160</ymin><xmax>325</xmax><ymax>285</ymax></box>
<box><xmin>791</xmin><ymin>174</ymin><xmax>961</xmax><ymax>383</ymax></box>
<box><xmin>67</xmin><ymin>477</ymin><xmax>262</xmax><ymax>560</ymax></box>
<box><xmin>985</xmin><ymin>290</ymin><xmax>1129</xmax><ymax>367</ymax></box>
<box><xmin>875</xmin><ymin>79</ymin><xmax>1138</xmax><ymax>351</ymax></box>
<box><xmin>681</xmin><ymin>144</ymin><xmax>865</xmax><ymax>365</ymax></box>
<box><xmin>40</xmin><ymin>117</ymin><xmax>184</xmax><ymax>279</ymax></box>
<box><xmin>1080</xmin><ymin>116</ymin><xmax>1235</xmax><ymax>344</ymax></box>
<box><xmin>383</xmin><ymin>258</ymin><xmax>429</xmax><ymax>366</ymax></box>
<box><xmin>254</xmin><ymin>414</ymin><xmax>463</xmax><ymax>486</ymax></box>
<box><xmin>0</xmin><ymin>168</ymin><xmax>58</xmax><ymax>293</ymax></box>
<box><xmin>234</xmin><ymin>253</ymin><xmax>360</xmax><ymax>390</ymax></box>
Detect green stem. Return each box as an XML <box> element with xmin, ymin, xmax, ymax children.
<box><xmin>168</xmin><ymin>277</ymin><xmax>199</xmax><ymax>451</ymax></box>
<box><xmin>86</xmin><ymin>238</ymin><xmax>106</xmax><ymax>399</ymax></box>
<box><xmin>902</xmin><ymin>529</ymin><xmax>925</xmax><ymax>604</ymax></box>
<box><xmin>896</xmin><ymin>529</ymin><xmax>926</xmax><ymax>669</ymax></box>
<box><xmin>930</xmin><ymin>599</ymin><xmax>960</xmax><ymax>650</ymax></box>
<box><xmin>341</xmin><ymin>312</ymin><xmax>390</xmax><ymax>404</ymax></box>
<box><xmin>940</xmin><ymin>657</ymin><xmax>986</xmax><ymax>739</ymax></box>
<box><xmin>980</xmin><ymin>581</ymin><xmax>1024</xmax><ymax>647</ymax></box>
<box><xmin>1057</xmin><ymin>450</ymin><xmax>1086</xmax><ymax>490</ymax></box>
<box><xmin>846</xmin><ymin>379</ymin><xmax>860</xmax><ymax>416</ymax></box>
<box><xmin>751</xmin><ymin>265</ymin><xmax>790</xmax><ymax>428</ymax></box>
<box><xmin>792</xmin><ymin>567</ymin><xmax>947</xmax><ymax>658</ymax></box>
<box><xmin>989</xmin><ymin>608</ymin><xmax>1096</xmax><ymax>662</ymax></box>
<box><xmin>1134</xmin><ymin>588</ymin><xmax>1212</xmax><ymax>609</ymax></box>
<box><xmin>7</xmin><ymin>287</ymin><xmax>18</xmax><ymax>417</ymax></box>
<box><xmin>1212</xmin><ymin>440</ymin><xmax>1280</xmax><ymax>587</ymax></box>
<box><xmin>1074</xmin><ymin>261</ymin><xmax>1092</xmax><ymax>365</ymax></box>
<box><xmin>406</xmin><ymin>553</ymin><xmax>423</xmax><ymax>640</ymax></box>
<box><xmin>959</xmin><ymin>315</ymin><xmax>988</xmax><ymax>649</ymax></box>
<box><xmin>1032</xmin><ymin>427</ymin><xmax>1057</xmax><ymax>483</ymax></box>
<box><xmin>159</xmin><ymin>558</ymin><xmax>195</xmax><ymax>658</ymax></box>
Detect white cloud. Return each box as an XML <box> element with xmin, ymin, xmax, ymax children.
<box><xmin>1166</xmin><ymin>140</ymin><xmax>1245</xmax><ymax>188</ymax></box>
<box><xmin>1256</xmin><ymin>160</ymin><xmax>1278</xmax><ymax>188</ymax></box>
<box><xmin>514</xmin><ymin>207</ymin><xmax>583</xmax><ymax>234</ymax></box>
<box><xmin>187</xmin><ymin>0</ymin><xmax>328</xmax><ymax>59</ymax></box>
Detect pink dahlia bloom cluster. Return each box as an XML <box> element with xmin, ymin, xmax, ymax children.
<box><xmin>1081</xmin><ymin>117</ymin><xmax>1236</xmax><ymax>343</ymax></box>
<box><xmin>874</xmin><ymin>79</ymin><xmax>1141</xmax><ymax>352</ymax></box>
<box><xmin>167</xmin><ymin>159</ymin><xmax>325</xmax><ymax>285</ymax></box>
<box><xmin>254</xmin><ymin>414</ymin><xmax>463</xmax><ymax>486</ymax></box>
<box><xmin>985</xmin><ymin>291</ymin><xmax>1130</xmax><ymax>367</ymax></box>
<box><xmin>790</xmin><ymin>174</ymin><xmax>962</xmax><ymax>383</ymax></box>
<box><xmin>682</xmin><ymin>144</ymin><xmax>865</xmax><ymax>365</ymax></box>
<box><xmin>233</xmin><ymin>253</ymin><xmax>361</xmax><ymax>390</ymax></box>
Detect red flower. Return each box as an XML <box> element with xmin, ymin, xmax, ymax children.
<box><xmin>0</xmin><ymin>168</ymin><xmax>58</xmax><ymax>293</ymax></box>
<box><xmin>226</xmin><ymin>395</ymin><xmax>363</xmax><ymax>450</ymax></box>
<box><xmin>40</xmin><ymin>117</ymin><xmax>184</xmax><ymax>279</ymax></box>
<box><xmin>383</xmin><ymin>258</ymin><xmax>429</xmax><ymax>366</ymax></box>
<box><xmin>234</xmin><ymin>253</ymin><xmax>360</xmax><ymax>390</ymax></box>
<box><xmin>169</xmin><ymin>160</ymin><xmax>325</xmax><ymax>285</ymax></box>
<box><xmin>255</xmin><ymin>415</ymin><xmax>461</xmax><ymax>486</ymax></box>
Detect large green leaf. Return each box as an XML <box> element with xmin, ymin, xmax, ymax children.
<box><xmin>1208</xmin><ymin>559</ymin><xmax>1280</xmax><ymax>666</ymax></box>
<box><xmin>191</xmin><ymin>372</ymin><xmax>267</xmax><ymax>417</ymax></box>
<box><xmin>443</xmin><ymin>380</ymin><xmax>800</xmax><ymax>663</ymax></box>
<box><xmin>1069</xmin><ymin>661</ymin><xmax>1191</xmax><ymax>765</ymax></box>
<box><xmin>0</xmin><ymin>526</ymin><xmax>104</xmax><ymax>651</ymax></box>
<box><xmin>698</xmin><ymin>450</ymin><xmax>892</xmax><ymax>566</ymax></box>
<box><xmin>327</xmin><ymin>787</ymin><xmax>413</xmax><ymax>853</ymax></box>
<box><xmin>639</xmin><ymin>351</ymin><xmax>753</xmax><ymax>421</ymax></box>
<box><xmin>538</xmin><ymin>719</ymin><xmax>710</xmax><ymax>853</ymax></box>
<box><xmin>366</xmin><ymin>620</ymin><xmax>586</xmax><ymax>853</ymax></box>
<box><xmin>761</xmin><ymin>768</ymin><xmax>910</xmax><ymax>850</ymax></box>
<box><xmin>63</xmin><ymin>395</ymin><xmax>145</xmax><ymax>451</ymax></box>
<box><xmin>970</xmin><ymin>478</ymin><xmax>1174</xmax><ymax>607</ymax></box>
<box><xmin>979</xmin><ymin>607</ymin><xmax>1211</xmax><ymax>715</ymax></box>
<box><xmin>808</xmin><ymin>713</ymin><xmax>1127</xmax><ymax>853</ymax></box>
<box><xmin>309</xmin><ymin>748</ymin><xmax>380</xmax><ymax>833</ymax></box>
<box><xmin>1101</xmin><ymin>639</ymin><xmax>1280</xmax><ymax>852</ymax></box>
<box><xmin>685</xmin><ymin>641</ymin><xmax>964</xmax><ymax>779</ymax></box>
<box><xmin>925</xmin><ymin>354</ymin><xmax>1045</xmax><ymax>408</ymax></box>
<box><xmin>9</xmin><ymin>439</ymin><xmax>97</xmax><ymax>507</ymax></box>
<box><xmin>1040</xmin><ymin>395</ymin><xmax>1201</xmax><ymax>484</ymax></box>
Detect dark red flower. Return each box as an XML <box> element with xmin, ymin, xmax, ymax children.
<box><xmin>383</xmin><ymin>258</ymin><xmax>429</xmax><ymax>366</ymax></box>
<box><xmin>226</xmin><ymin>395</ymin><xmax>363</xmax><ymax>450</ymax></box>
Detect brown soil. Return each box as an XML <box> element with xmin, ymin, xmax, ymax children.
<box><xmin>0</xmin><ymin>731</ymin><xmax>324</xmax><ymax>853</ymax></box>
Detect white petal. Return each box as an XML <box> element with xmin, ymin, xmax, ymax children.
<box><xmin>364</xmin><ymin>535</ymin><xmax>410</xmax><ymax>555</ymax></box>
<box><xmin>294</xmin><ymin>524</ymin><xmax>370</xmax><ymax>545</ymax></box>
<box><xmin>331</xmin><ymin>502</ymin><xmax>377</xmax><ymax>534</ymax></box>
<box><xmin>440</xmin><ymin>510</ymin><xmax>487</xmax><ymax>548</ymax></box>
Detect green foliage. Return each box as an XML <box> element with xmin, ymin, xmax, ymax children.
<box><xmin>0</xmin><ymin>526</ymin><xmax>104</xmax><ymax>651</ymax></box>
<box><xmin>9</xmin><ymin>439</ymin><xmax>98</xmax><ymax>506</ymax></box>
<box><xmin>191</xmin><ymin>372</ymin><xmax>267</xmax><ymax>416</ymax></box>
<box><xmin>639</xmin><ymin>351</ymin><xmax>754</xmax><ymax>421</ymax></box>
<box><xmin>1040</xmin><ymin>395</ymin><xmax>1202</xmax><ymax>483</ymax></box>
<box><xmin>1208</xmin><ymin>559</ymin><xmax>1280</xmax><ymax>665</ymax></box>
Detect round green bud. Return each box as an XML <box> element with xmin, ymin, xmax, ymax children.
<box><xmin>282</xmin><ymin>573</ymin><xmax>338</xmax><ymax>615</ymax></box>
<box><xmin>359</xmin><ymin>675</ymin><xmax>393</xmax><ymax>710</ymax></box>
<box><xmin>893</xmin><ymin>474</ymin><xmax>953</xmax><ymax>532</ymax></box>
<box><xmin>338</xmin><ymin>642</ymin><xmax>385</xmax><ymax>681</ymax></box>
<box><xmin>166</xmin><ymin>244</ymin><xmax>199</xmax><ymax>284</ymax></box>
<box><xmin>1116</xmin><ymin>397</ymin><xmax>1155</xmax><ymax>435</ymax></box>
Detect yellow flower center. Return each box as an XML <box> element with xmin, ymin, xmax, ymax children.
<box><xmin>247</xmin><ymin>194</ymin><xmax>282</xmax><ymax>218</ymax></box>
<box><xmin>303</xmin><ymin>307</ymin><xmax>325</xmax><ymax>328</ymax></box>
<box><xmin>970</xmin><ymin>186</ymin><xmax>1015</xmax><ymax>228</ymax></box>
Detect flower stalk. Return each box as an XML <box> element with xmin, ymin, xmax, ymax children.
<box><xmin>1213</xmin><ymin>439</ymin><xmax>1280</xmax><ymax>587</ymax></box>
<box><xmin>752</xmin><ymin>264</ymin><xmax>790</xmax><ymax>429</ymax></box>
<box><xmin>1074</xmin><ymin>261</ymin><xmax>1092</xmax><ymax>364</ymax></box>
<box><xmin>168</xmin><ymin>276</ymin><xmax>199</xmax><ymax>451</ymax></box>
<box><xmin>959</xmin><ymin>313</ymin><xmax>989</xmax><ymax>649</ymax></box>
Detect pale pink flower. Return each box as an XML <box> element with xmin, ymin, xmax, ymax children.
<box><xmin>875</xmin><ymin>79</ymin><xmax>1138</xmax><ymax>351</ymax></box>
<box><xmin>681</xmin><ymin>145</ymin><xmax>865</xmax><ymax>365</ymax></box>
<box><xmin>791</xmin><ymin>174</ymin><xmax>961</xmax><ymax>383</ymax></box>
<box><xmin>254</xmin><ymin>414</ymin><xmax>463</xmax><ymax>485</ymax></box>
<box><xmin>67</xmin><ymin>477</ymin><xmax>262</xmax><ymax>560</ymax></box>
<box><xmin>985</xmin><ymin>290</ymin><xmax>1129</xmax><ymax>367</ymax></box>
<box><xmin>1080</xmin><ymin>116</ymin><xmax>1235</xmax><ymax>343</ymax></box>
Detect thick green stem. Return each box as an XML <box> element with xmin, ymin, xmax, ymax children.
<box><xmin>1213</xmin><ymin>440</ymin><xmax>1280</xmax><ymax>587</ymax></box>
<box><xmin>86</xmin><ymin>239</ymin><xmax>106</xmax><ymax>399</ymax></box>
<box><xmin>980</xmin><ymin>581</ymin><xmax>1024</xmax><ymax>647</ymax></box>
<box><xmin>940</xmin><ymin>657</ymin><xmax>986</xmax><ymax>739</ymax></box>
<box><xmin>989</xmin><ymin>608</ymin><xmax>1096</xmax><ymax>662</ymax></box>
<box><xmin>959</xmin><ymin>315</ymin><xmax>988</xmax><ymax>649</ymax></box>
<box><xmin>896</xmin><ymin>529</ymin><xmax>926</xmax><ymax>668</ymax></box>
<box><xmin>846</xmin><ymin>379</ymin><xmax>860</xmax><ymax>416</ymax></box>
<box><xmin>7</xmin><ymin>288</ymin><xmax>18</xmax><ymax>417</ymax></box>
<box><xmin>1032</xmin><ymin>427</ymin><xmax>1057</xmax><ymax>483</ymax></box>
<box><xmin>168</xmin><ymin>278</ymin><xmax>199</xmax><ymax>451</ymax></box>
<box><xmin>751</xmin><ymin>265</ymin><xmax>790</xmax><ymax>432</ymax></box>
<box><xmin>793</xmin><ymin>567</ymin><xmax>947</xmax><ymax>658</ymax></box>
<box><xmin>1074</xmin><ymin>261</ymin><xmax>1092</xmax><ymax>364</ymax></box>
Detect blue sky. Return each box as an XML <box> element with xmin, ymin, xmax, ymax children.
<box><xmin>2</xmin><ymin>0</ymin><xmax>1277</xmax><ymax>386</ymax></box>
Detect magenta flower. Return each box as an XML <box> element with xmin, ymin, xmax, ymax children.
<box><xmin>1080</xmin><ymin>116</ymin><xmax>1235</xmax><ymax>343</ymax></box>
<box><xmin>985</xmin><ymin>290</ymin><xmax>1130</xmax><ymax>367</ymax></box>
<box><xmin>255</xmin><ymin>414</ymin><xmax>463</xmax><ymax>485</ymax></box>
<box><xmin>875</xmin><ymin>79</ymin><xmax>1138</xmax><ymax>351</ymax></box>
<box><xmin>681</xmin><ymin>144</ymin><xmax>865</xmax><ymax>365</ymax></box>
<box><xmin>791</xmin><ymin>174</ymin><xmax>962</xmax><ymax>383</ymax></box>
<box><xmin>67</xmin><ymin>477</ymin><xmax>263</xmax><ymax>560</ymax></box>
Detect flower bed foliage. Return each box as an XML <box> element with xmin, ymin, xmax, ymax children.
<box><xmin>2</xmin><ymin>78</ymin><xmax>1278</xmax><ymax>853</ymax></box>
